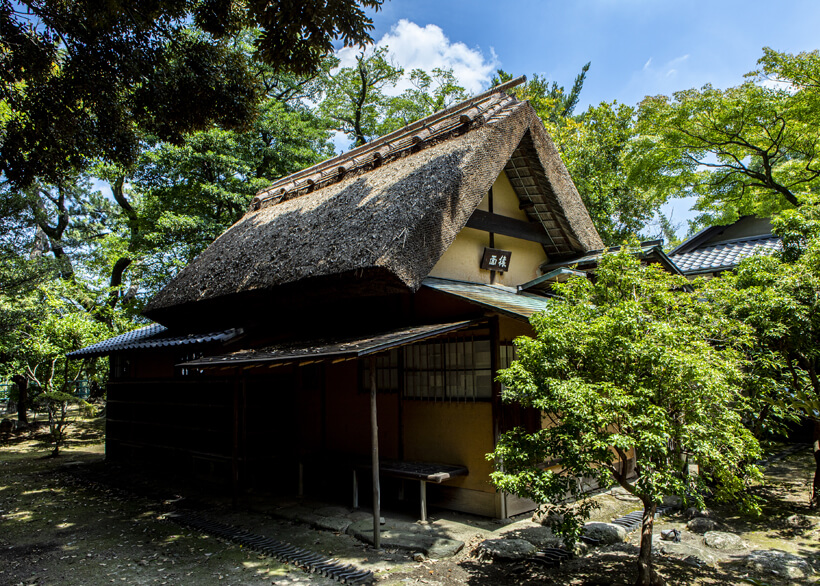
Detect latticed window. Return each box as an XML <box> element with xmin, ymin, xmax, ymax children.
<box><xmin>404</xmin><ymin>337</ymin><xmax>492</xmax><ymax>400</ymax></box>
<box><xmin>360</xmin><ymin>348</ymin><xmax>401</xmax><ymax>392</ymax></box>
<box><xmin>361</xmin><ymin>338</ymin><xmax>519</xmax><ymax>400</ymax></box>
<box><xmin>499</xmin><ymin>342</ymin><xmax>516</xmax><ymax>369</ymax></box>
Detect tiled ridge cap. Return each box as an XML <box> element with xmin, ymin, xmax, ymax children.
<box><xmin>694</xmin><ymin>233</ymin><xmax>777</xmax><ymax>249</ymax></box>
<box><xmin>249</xmin><ymin>75</ymin><xmax>528</xmax><ymax>211</ymax></box>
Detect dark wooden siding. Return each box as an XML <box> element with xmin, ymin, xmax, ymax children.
<box><xmin>106</xmin><ymin>378</ymin><xmax>234</xmax><ymax>485</ymax></box>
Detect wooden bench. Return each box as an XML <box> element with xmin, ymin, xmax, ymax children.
<box><xmin>352</xmin><ymin>460</ymin><xmax>469</xmax><ymax>522</ymax></box>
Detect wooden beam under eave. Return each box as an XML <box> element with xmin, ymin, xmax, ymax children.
<box><xmin>465</xmin><ymin>209</ymin><xmax>552</xmax><ymax>245</ymax></box>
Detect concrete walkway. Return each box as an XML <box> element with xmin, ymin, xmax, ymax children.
<box><xmin>247</xmin><ymin>497</ymin><xmax>508</xmax><ymax>558</ymax></box>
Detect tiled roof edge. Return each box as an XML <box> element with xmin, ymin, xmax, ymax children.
<box><xmin>249</xmin><ymin>76</ymin><xmax>528</xmax><ymax>211</ymax></box>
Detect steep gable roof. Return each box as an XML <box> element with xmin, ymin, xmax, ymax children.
<box><xmin>144</xmin><ymin>81</ymin><xmax>602</xmax><ymax>327</ymax></box>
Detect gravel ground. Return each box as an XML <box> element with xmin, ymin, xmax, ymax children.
<box><xmin>2</xmin><ymin>412</ymin><xmax>819</xmax><ymax>585</ymax></box>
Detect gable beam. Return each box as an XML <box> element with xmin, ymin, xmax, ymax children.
<box><xmin>465</xmin><ymin>209</ymin><xmax>553</xmax><ymax>245</ymax></box>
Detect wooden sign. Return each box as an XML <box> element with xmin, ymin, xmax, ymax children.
<box><xmin>481</xmin><ymin>248</ymin><xmax>512</xmax><ymax>272</ymax></box>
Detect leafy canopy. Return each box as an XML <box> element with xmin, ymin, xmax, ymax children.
<box><xmin>495</xmin><ymin>66</ymin><xmax>672</xmax><ymax>244</ymax></box>
<box><xmin>490</xmin><ymin>248</ymin><xmax>761</xmax><ymax>578</ymax></box>
<box><xmin>0</xmin><ymin>0</ymin><xmax>383</xmax><ymax>186</ymax></box>
<box><xmin>635</xmin><ymin>48</ymin><xmax>820</xmax><ymax>230</ymax></box>
<box><xmin>703</xmin><ymin>198</ymin><xmax>820</xmax><ymax>502</ymax></box>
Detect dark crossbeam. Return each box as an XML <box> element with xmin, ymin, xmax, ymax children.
<box><xmin>466</xmin><ymin>209</ymin><xmax>553</xmax><ymax>245</ymax></box>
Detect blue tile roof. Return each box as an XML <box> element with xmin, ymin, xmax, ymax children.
<box><xmin>67</xmin><ymin>324</ymin><xmax>242</xmax><ymax>358</ymax></box>
<box><xmin>669</xmin><ymin>235</ymin><xmax>781</xmax><ymax>274</ymax></box>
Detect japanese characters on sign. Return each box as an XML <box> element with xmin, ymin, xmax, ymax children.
<box><xmin>480</xmin><ymin>248</ymin><xmax>512</xmax><ymax>272</ymax></box>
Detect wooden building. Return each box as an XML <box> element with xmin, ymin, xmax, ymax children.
<box><xmin>70</xmin><ymin>78</ymin><xmax>608</xmax><ymax>519</ymax></box>
<box><xmin>668</xmin><ymin>215</ymin><xmax>781</xmax><ymax>278</ymax></box>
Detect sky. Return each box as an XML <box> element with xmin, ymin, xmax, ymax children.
<box><xmin>332</xmin><ymin>0</ymin><xmax>820</xmax><ymax>235</ymax></box>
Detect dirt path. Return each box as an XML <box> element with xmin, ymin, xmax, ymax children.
<box><xmin>2</xmin><ymin>414</ymin><xmax>819</xmax><ymax>585</ymax></box>
<box><xmin>0</xmin><ymin>417</ymin><xmax>339</xmax><ymax>586</ymax></box>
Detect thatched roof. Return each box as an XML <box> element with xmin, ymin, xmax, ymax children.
<box><xmin>144</xmin><ymin>82</ymin><xmax>602</xmax><ymax>328</ymax></box>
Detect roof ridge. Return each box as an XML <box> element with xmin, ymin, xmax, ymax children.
<box><xmin>692</xmin><ymin>233</ymin><xmax>778</xmax><ymax>249</ymax></box>
<box><xmin>250</xmin><ymin>76</ymin><xmax>527</xmax><ymax>211</ymax></box>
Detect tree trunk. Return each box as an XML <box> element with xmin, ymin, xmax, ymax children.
<box><xmin>813</xmin><ymin>420</ymin><xmax>820</xmax><ymax>507</ymax></box>
<box><xmin>11</xmin><ymin>375</ymin><xmax>28</xmax><ymax>425</ymax></box>
<box><xmin>635</xmin><ymin>500</ymin><xmax>664</xmax><ymax>586</ymax></box>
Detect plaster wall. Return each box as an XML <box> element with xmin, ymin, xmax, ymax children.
<box><xmin>428</xmin><ymin>172</ymin><xmax>548</xmax><ymax>287</ymax></box>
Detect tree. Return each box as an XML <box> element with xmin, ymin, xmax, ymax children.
<box><xmin>0</xmin><ymin>32</ymin><xmax>335</xmax><ymax>318</ymax></box>
<box><xmin>36</xmin><ymin>390</ymin><xmax>95</xmax><ymax>456</ymax></box>
<box><xmin>0</xmin><ymin>0</ymin><xmax>383</xmax><ymax>187</ymax></box>
<box><xmin>319</xmin><ymin>47</ymin><xmax>403</xmax><ymax>147</ymax></box>
<box><xmin>319</xmin><ymin>52</ymin><xmax>471</xmax><ymax>149</ymax></box>
<box><xmin>126</xmin><ymin>98</ymin><xmax>334</xmax><ymax>306</ymax></box>
<box><xmin>704</xmin><ymin>199</ymin><xmax>820</xmax><ymax>504</ymax></box>
<box><xmin>493</xmin><ymin>64</ymin><xmax>590</xmax><ymax>125</ymax></box>
<box><xmin>548</xmin><ymin>101</ymin><xmax>671</xmax><ymax>245</ymax></box>
<box><xmin>495</xmin><ymin>65</ymin><xmax>671</xmax><ymax>244</ymax></box>
<box><xmin>0</xmin><ymin>279</ymin><xmax>116</xmax><ymax>422</ymax></box>
<box><xmin>490</xmin><ymin>248</ymin><xmax>761</xmax><ymax>585</ymax></box>
<box><xmin>378</xmin><ymin>68</ymin><xmax>469</xmax><ymax>135</ymax></box>
<box><xmin>635</xmin><ymin>48</ymin><xmax>820</xmax><ymax>229</ymax></box>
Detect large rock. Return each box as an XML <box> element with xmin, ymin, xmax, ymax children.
<box><xmin>499</xmin><ymin>523</ymin><xmax>564</xmax><ymax>549</ymax></box>
<box><xmin>532</xmin><ymin>508</ymin><xmax>565</xmax><ymax>527</ymax></box>
<box><xmin>0</xmin><ymin>418</ymin><xmax>14</xmax><ymax>433</ymax></box>
<box><xmin>745</xmin><ymin>550</ymin><xmax>814</xmax><ymax>580</ymax></box>
<box><xmin>685</xmin><ymin>507</ymin><xmax>711</xmax><ymax>519</ymax></box>
<box><xmin>661</xmin><ymin>495</ymin><xmax>682</xmax><ymax>508</ymax></box>
<box><xmin>583</xmin><ymin>522</ymin><xmax>627</xmax><ymax>545</ymax></box>
<box><xmin>346</xmin><ymin>519</ymin><xmax>464</xmax><ymax>558</ymax></box>
<box><xmin>686</xmin><ymin>517</ymin><xmax>719</xmax><ymax>534</ymax></box>
<box><xmin>785</xmin><ymin>514</ymin><xmax>820</xmax><ymax>530</ymax></box>
<box><xmin>476</xmin><ymin>538</ymin><xmax>536</xmax><ymax>561</ymax></box>
<box><xmin>312</xmin><ymin>515</ymin><xmax>351</xmax><ymax>533</ymax></box>
<box><xmin>703</xmin><ymin>531</ymin><xmax>744</xmax><ymax>550</ymax></box>
<box><xmin>656</xmin><ymin>540</ymin><xmax>717</xmax><ymax>567</ymax></box>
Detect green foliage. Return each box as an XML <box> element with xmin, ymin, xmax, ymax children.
<box><xmin>35</xmin><ymin>391</ymin><xmax>94</xmax><ymax>456</ymax></box>
<box><xmin>379</xmin><ymin>68</ymin><xmax>469</xmax><ymax>135</ymax></box>
<box><xmin>0</xmin><ymin>0</ymin><xmax>382</xmax><ymax>186</ymax></box>
<box><xmin>549</xmin><ymin>101</ymin><xmax>670</xmax><ymax>244</ymax></box>
<box><xmin>490</xmin><ymin>248</ymin><xmax>761</xmax><ymax>567</ymax></box>
<box><xmin>703</xmin><ymin>200</ymin><xmax>820</xmax><ymax>501</ymax></box>
<box><xmin>0</xmin><ymin>278</ymin><xmax>118</xmax><ymax>409</ymax></box>
<box><xmin>707</xmin><ymin>199</ymin><xmax>820</xmax><ymax>420</ymax></box>
<box><xmin>319</xmin><ymin>49</ymin><xmax>470</xmax><ymax>149</ymax></box>
<box><xmin>636</xmin><ymin>48</ymin><xmax>820</xmax><ymax>230</ymax></box>
<box><xmin>493</xmin><ymin>63</ymin><xmax>590</xmax><ymax>124</ymax></box>
<box><xmin>495</xmin><ymin>66</ymin><xmax>669</xmax><ymax>244</ymax></box>
<box><xmin>319</xmin><ymin>47</ymin><xmax>404</xmax><ymax>147</ymax></box>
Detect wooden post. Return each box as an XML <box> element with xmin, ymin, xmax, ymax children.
<box><xmin>488</xmin><ymin>187</ymin><xmax>496</xmax><ymax>285</ymax></box>
<box><xmin>489</xmin><ymin>316</ymin><xmax>507</xmax><ymax>519</ymax></box>
<box><xmin>369</xmin><ymin>357</ymin><xmax>381</xmax><ymax>550</ymax></box>
<box><xmin>231</xmin><ymin>374</ymin><xmax>240</xmax><ymax>507</ymax></box>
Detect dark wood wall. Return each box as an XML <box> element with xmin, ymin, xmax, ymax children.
<box><xmin>106</xmin><ymin>377</ymin><xmax>234</xmax><ymax>485</ymax></box>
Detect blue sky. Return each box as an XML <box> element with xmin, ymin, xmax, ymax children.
<box><xmin>339</xmin><ymin>0</ymin><xmax>820</xmax><ymax>234</ymax></box>
<box><xmin>365</xmin><ymin>0</ymin><xmax>820</xmax><ymax>109</ymax></box>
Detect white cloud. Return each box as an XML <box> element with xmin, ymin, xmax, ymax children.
<box><xmin>634</xmin><ymin>54</ymin><xmax>690</xmax><ymax>85</ymax></box>
<box><xmin>665</xmin><ymin>54</ymin><xmax>689</xmax><ymax>77</ymax></box>
<box><xmin>336</xmin><ymin>20</ymin><xmax>498</xmax><ymax>96</ymax></box>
